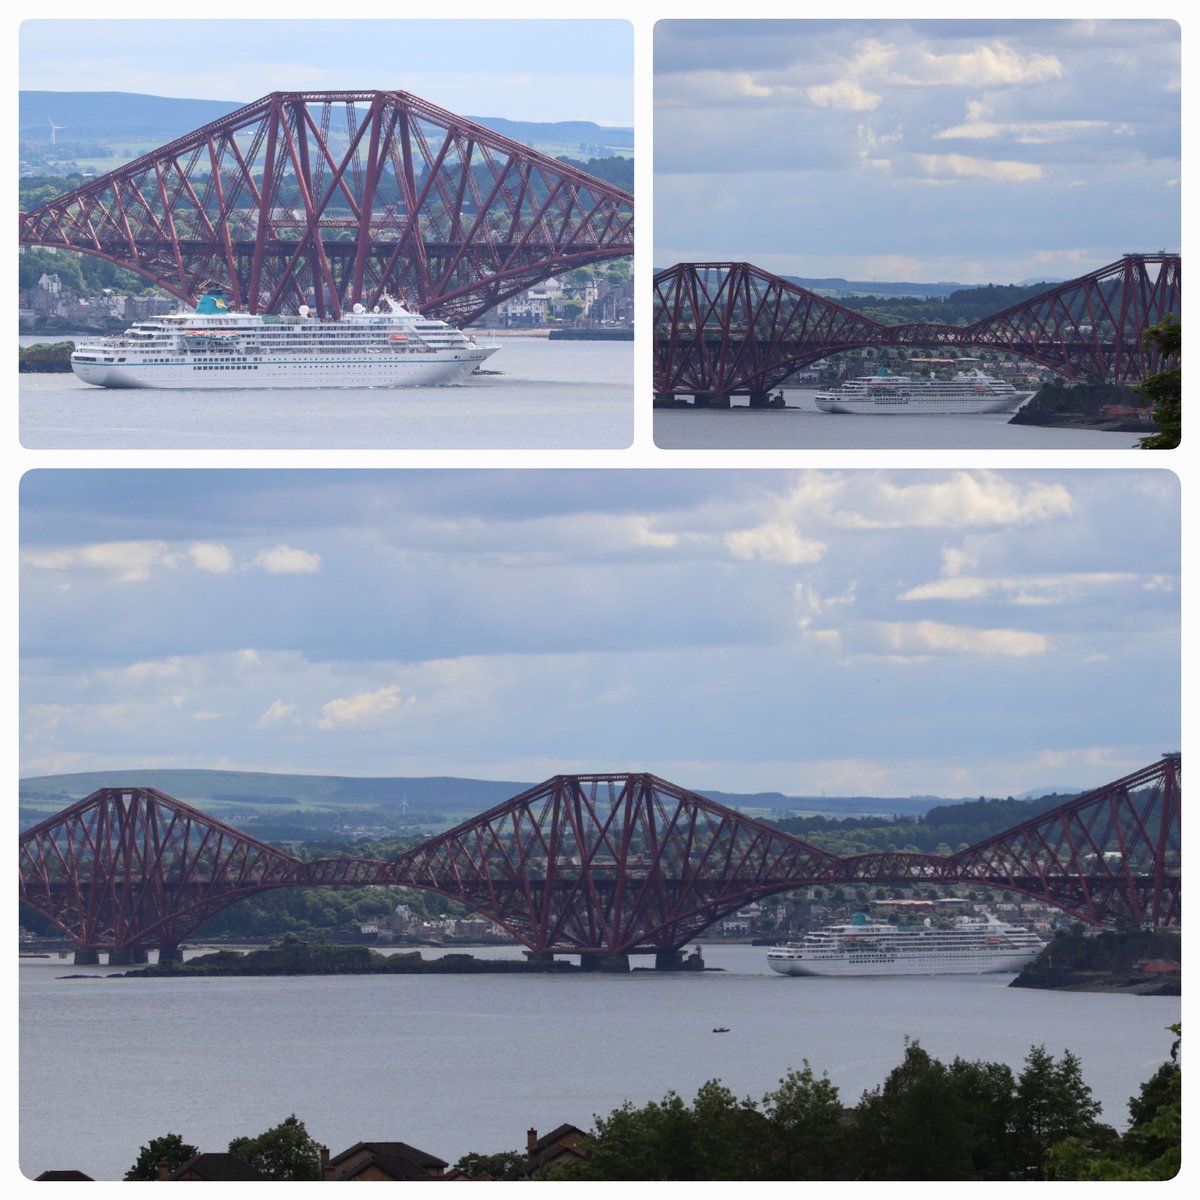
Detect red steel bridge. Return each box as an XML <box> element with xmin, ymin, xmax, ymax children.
<box><xmin>653</xmin><ymin>255</ymin><xmax>1180</xmax><ymax>403</ymax></box>
<box><xmin>19</xmin><ymin>90</ymin><xmax>633</xmax><ymax>326</ymax></box>
<box><xmin>19</xmin><ymin>755</ymin><xmax>1179</xmax><ymax>968</ymax></box>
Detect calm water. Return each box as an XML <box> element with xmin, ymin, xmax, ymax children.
<box><xmin>655</xmin><ymin>387</ymin><xmax>1144</xmax><ymax>450</ymax></box>
<box><xmin>19</xmin><ymin>336</ymin><xmax>632</xmax><ymax>450</ymax></box>
<box><xmin>19</xmin><ymin>943</ymin><xmax>1179</xmax><ymax>1180</ymax></box>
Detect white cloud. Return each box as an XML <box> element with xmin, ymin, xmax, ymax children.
<box><xmin>888</xmin><ymin>42</ymin><xmax>1063</xmax><ymax>88</ymax></box>
<box><xmin>257</xmin><ymin>699</ymin><xmax>297</xmax><ymax>727</ymax></box>
<box><xmin>936</xmin><ymin>119</ymin><xmax>1109</xmax><ymax>144</ymax></box>
<box><xmin>915</xmin><ymin>153</ymin><xmax>1043</xmax><ymax>182</ymax></box>
<box><xmin>317</xmin><ymin>685</ymin><xmax>413</xmax><ymax>730</ymax></box>
<box><xmin>793</xmin><ymin>580</ymin><xmax>856</xmax><ymax>629</ymax></box>
<box><xmin>188</xmin><ymin>542</ymin><xmax>233</xmax><ymax>573</ymax></box>
<box><xmin>725</xmin><ymin>523</ymin><xmax>826</xmax><ymax>564</ymax></box>
<box><xmin>124</xmin><ymin>658</ymin><xmax>184</xmax><ymax>683</ymax></box>
<box><xmin>900</xmin><ymin>572</ymin><xmax>1138</xmax><ymax>605</ymax></box>
<box><xmin>844</xmin><ymin>472</ymin><xmax>1073</xmax><ymax>529</ymax></box>
<box><xmin>23</xmin><ymin>540</ymin><xmax>175</xmax><ymax>582</ymax></box>
<box><xmin>807</xmin><ymin>80</ymin><xmax>880</xmax><ymax>111</ymax></box>
<box><xmin>869</xmin><ymin>619</ymin><xmax>1049</xmax><ymax>658</ymax></box>
<box><xmin>254</xmin><ymin>544</ymin><xmax>321</xmax><ymax>574</ymax></box>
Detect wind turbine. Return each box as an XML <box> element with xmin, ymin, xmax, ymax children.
<box><xmin>47</xmin><ymin>117</ymin><xmax>65</xmax><ymax>144</ymax></box>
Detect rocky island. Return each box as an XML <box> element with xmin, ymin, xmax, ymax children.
<box><xmin>1011</xmin><ymin>928</ymin><xmax>1180</xmax><ymax>995</ymax></box>
<box><xmin>117</xmin><ymin>934</ymin><xmax>578</xmax><ymax>977</ymax></box>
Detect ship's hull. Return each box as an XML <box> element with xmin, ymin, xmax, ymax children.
<box><xmin>767</xmin><ymin>946</ymin><xmax>1040</xmax><ymax>977</ymax></box>
<box><xmin>814</xmin><ymin>394</ymin><xmax>1028</xmax><ymax>415</ymax></box>
<box><xmin>71</xmin><ymin>346</ymin><xmax>497</xmax><ymax>390</ymax></box>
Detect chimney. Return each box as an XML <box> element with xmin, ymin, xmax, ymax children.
<box><xmin>320</xmin><ymin>1145</ymin><xmax>332</xmax><ymax>1181</ymax></box>
<box><xmin>526</xmin><ymin>1128</ymin><xmax>538</xmax><ymax>1159</ymax></box>
<box><xmin>157</xmin><ymin>1161</ymin><xmax>170</xmax><ymax>1182</ymax></box>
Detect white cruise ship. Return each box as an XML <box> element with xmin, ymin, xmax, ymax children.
<box><xmin>814</xmin><ymin>368</ymin><xmax>1033</xmax><ymax>414</ymax></box>
<box><xmin>70</xmin><ymin>290</ymin><xmax>499</xmax><ymax>389</ymax></box>
<box><xmin>767</xmin><ymin>912</ymin><xmax>1043</xmax><ymax>977</ymax></box>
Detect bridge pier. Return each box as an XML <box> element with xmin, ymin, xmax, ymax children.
<box><xmin>523</xmin><ymin>951</ymin><xmax>557</xmax><ymax>967</ymax></box>
<box><xmin>73</xmin><ymin>948</ymin><xmax>100</xmax><ymax>966</ymax></box>
<box><xmin>692</xmin><ymin>393</ymin><xmax>731</xmax><ymax>409</ymax></box>
<box><xmin>578</xmin><ymin>953</ymin><xmax>630</xmax><ymax>973</ymax></box>
<box><xmin>157</xmin><ymin>944</ymin><xmax>184</xmax><ymax>965</ymax></box>
<box><xmin>654</xmin><ymin>947</ymin><xmax>705</xmax><ymax>971</ymax></box>
<box><xmin>107</xmin><ymin>947</ymin><xmax>149</xmax><ymax>966</ymax></box>
<box><xmin>653</xmin><ymin>392</ymin><xmax>677</xmax><ymax>407</ymax></box>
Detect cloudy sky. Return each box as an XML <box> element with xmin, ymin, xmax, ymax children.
<box><xmin>20</xmin><ymin>469</ymin><xmax>1179</xmax><ymax>801</ymax></box>
<box><xmin>19</xmin><ymin>18</ymin><xmax>633</xmax><ymax>125</ymax></box>
<box><xmin>655</xmin><ymin>19</ymin><xmax>1180</xmax><ymax>283</ymax></box>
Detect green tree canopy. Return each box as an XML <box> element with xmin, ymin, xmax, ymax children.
<box><xmin>1137</xmin><ymin>314</ymin><xmax>1181</xmax><ymax>449</ymax></box>
<box><xmin>227</xmin><ymin>1114</ymin><xmax>321</xmax><ymax>1181</ymax></box>
<box><xmin>123</xmin><ymin>1132</ymin><xmax>199</xmax><ymax>1180</ymax></box>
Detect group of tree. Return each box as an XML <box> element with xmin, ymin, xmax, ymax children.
<box><xmin>125</xmin><ymin>1115</ymin><xmax>321</xmax><ymax>1181</ymax></box>
<box><xmin>1137</xmin><ymin>314</ymin><xmax>1181</xmax><ymax>449</ymax></box>
<box><xmin>19</xmin><ymin>244</ymin><xmax>158</xmax><ymax>297</ymax></box>
<box><xmin>833</xmin><ymin>282</ymin><xmax>1059</xmax><ymax>329</ymax></box>
<box><xmin>124</xmin><ymin>1030</ymin><xmax>1178</xmax><ymax>1182</ymax></box>
<box><xmin>539</xmin><ymin>1031</ymin><xmax>1180</xmax><ymax>1181</ymax></box>
<box><xmin>772</xmin><ymin>789</ymin><xmax>1082</xmax><ymax>858</ymax></box>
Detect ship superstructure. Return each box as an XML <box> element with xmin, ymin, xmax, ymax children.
<box><xmin>70</xmin><ymin>291</ymin><xmax>498</xmax><ymax>389</ymax></box>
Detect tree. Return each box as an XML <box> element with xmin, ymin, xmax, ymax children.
<box><xmin>453</xmin><ymin>1149</ymin><xmax>525</xmax><ymax>1179</ymax></box>
<box><xmin>1047</xmin><ymin>1025</ymin><xmax>1180</xmax><ymax>1180</ymax></box>
<box><xmin>227</xmin><ymin>1114</ymin><xmax>321</xmax><ymax>1181</ymax></box>
<box><xmin>1013</xmin><ymin>1046</ymin><xmax>1105</xmax><ymax>1178</ymax></box>
<box><xmin>854</xmin><ymin>1040</ymin><xmax>978</xmax><ymax>1179</ymax></box>
<box><xmin>761</xmin><ymin>1062</ymin><xmax>848</xmax><ymax>1179</ymax></box>
<box><xmin>124</xmin><ymin>1132</ymin><xmax>199</xmax><ymax>1180</ymax></box>
<box><xmin>1136</xmin><ymin>314</ymin><xmax>1180</xmax><ymax>448</ymax></box>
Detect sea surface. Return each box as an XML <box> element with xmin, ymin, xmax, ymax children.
<box><xmin>19</xmin><ymin>943</ymin><xmax>1180</xmax><ymax>1180</ymax></box>
<box><xmin>654</xmin><ymin>387</ymin><xmax>1145</xmax><ymax>450</ymax></box>
<box><xmin>18</xmin><ymin>336</ymin><xmax>632</xmax><ymax>450</ymax></box>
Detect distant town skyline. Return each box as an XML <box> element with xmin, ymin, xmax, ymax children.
<box><xmin>19</xmin><ymin>19</ymin><xmax>634</xmax><ymax>126</ymax></box>
<box><xmin>20</xmin><ymin>469</ymin><xmax>1180</xmax><ymax>801</ymax></box>
<box><xmin>655</xmin><ymin>19</ymin><xmax>1180</xmax><ymax>284</ymax></box>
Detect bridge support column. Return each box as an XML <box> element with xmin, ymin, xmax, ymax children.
<box><xmin>653</xmin><ymin>393</ymin><xmax>677</xmax><ymax>407</ymax></box>
<box><xmin>523</xmin><ymin>951</ymin><xmax>557</xmax><ymax>967</ymax></box>
<box><xmin>655</xmin><ymin>947</ymin><xmax>705</xmax><ymax>971</ymax></box>
<box><xmin>73</xmin><ymin>948</ymin><xmax>100</xmax><ymax>966</ymax></box>
<box><xmin>693</xmin><ymin>393</ymin><xmax>732</xmax><ymax>409</ymax></box>
<box><xmin>579</xmin><ymin>953</ymin><xmax>630</xmax><ymax>972</ymax></box>
<box><xmin>157</xmin><ymin>944</ymin><xmax>184</xmax><ymax>965</ymax></box>
<box><xmin>107</xmin><ymin>947</ymin><xmax>149</xmax><ymax>966</ymax></box>
<box><xmin>747</xmin><ymin>391</ymin><xmax>770</xmax><ymax>408</ymax></box>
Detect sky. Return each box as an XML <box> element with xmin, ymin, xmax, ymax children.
<box><xmin>18</xmin><ymin>18</ymin><xmax>634</xmax><ymax>126</ymax></box>
<box><xmin>655</xmin><ymin>19</ymin><xmax>1181</xmax><ymax>283</ymax></box>
<box><xmin>20</xmin><ymin>468</ymin><xmax>1180</xmax><ymax>802</ymax></box>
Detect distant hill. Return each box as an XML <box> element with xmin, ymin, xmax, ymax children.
<box><xmin>782</xmin><ymin>276</ymin><xmax>969</xmax><ymax>300</ymax></box>
<box><xmin>19</xmin><ymin>91</ymin><xmax>633</xmax><ymax>168</ymax></box>
<box><xmin>698</xmin><ymin>789</ymin><xmax>953</xmax><ymax>818</ymax></box>
<box><xmin>22</xmin><ymin>768</ymin><xmax>1021</xmax><ymax>823</ymax></box>
<box><xmin>19</xmin><ymin>769</ymin><xmax>533</xmax><ymax>819</ymax></box>
<box><xmin>20</xmin><ymin>91</ymin><xmax>245</xmax><ymax>141</ymax></box>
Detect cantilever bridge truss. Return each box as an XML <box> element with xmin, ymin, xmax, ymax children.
<box><xmin>19</xmin><ymin>756</ymin><xmax>1180</xmax><ymax>960</ymax></box>
<box><xmin>654</xmin><ymin>255</ymin><xmax>1180</xmax><ymax>396</ymax></box>
<box><xmin>19</xmin><ymin>90</ymin><xmax>634</xmax><ymax>325</ymax></box>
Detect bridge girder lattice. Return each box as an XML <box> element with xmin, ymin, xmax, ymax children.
<box><xmin>19</xmin><ymin>756</ymin><xmax>1179</xmax><ymax>956</ymax></box>
<box><xmin>19</xmin><ymin>90</ymin><xmax>634</xmax><ymax>325</ymax></box>
<box><xmin>653</xmin><ymin>256</ymin><xmax>1180</xmax><ymax>394</ymax></box>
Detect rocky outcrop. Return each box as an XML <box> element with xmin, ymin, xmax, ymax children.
<box><xmin>1011</xmin><ymin>929</ymin><xmax>1180</xmax><ymax>994</ymax></box>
